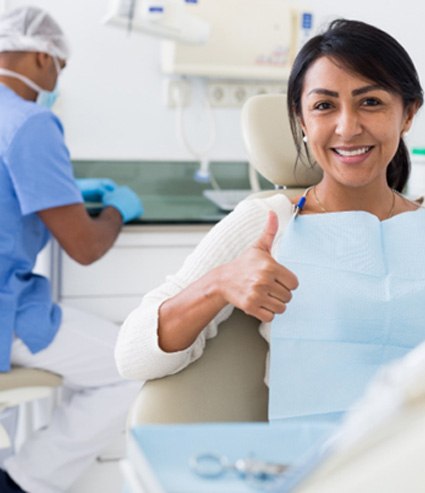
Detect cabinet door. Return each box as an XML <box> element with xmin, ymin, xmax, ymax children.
<box><xmin>59</xmin><ymin>225</ymin><xmax>211</xmax><ymax>323</ymax></box>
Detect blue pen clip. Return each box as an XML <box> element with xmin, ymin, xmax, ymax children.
<box><xmin>293</xmin><ymin>195</ymin><xmax>306</xmax><ymax>218</ymax></box>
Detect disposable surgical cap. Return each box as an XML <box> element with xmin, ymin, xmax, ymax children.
<box><xmin>0</xmin><ymin>6</ymin><xmax>70</xmax><ymax>60</ymax></box>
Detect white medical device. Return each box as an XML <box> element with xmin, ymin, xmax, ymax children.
<box><xmin>105</xmin><ymin>0</ymin><xmax>302</xmax><ymax>81</ymax></box>
<box><xmin>103</xmin><ymin>0</ymin><xmax>210</xmax><ymax>44</ymax></box>
<box><xmin>161</xmin><ymin>0</ymin><xmax>300</xmax><ymax>80</ymax></box>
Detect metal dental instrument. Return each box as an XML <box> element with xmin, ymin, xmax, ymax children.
<box><xmin>189</xmin><ymin>452</ymin><xmax>289</xmax><ymax>488</ymax></box>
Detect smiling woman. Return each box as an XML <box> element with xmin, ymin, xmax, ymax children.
<box><xmin>287</xmin><ymin>19</ymin><xmax>424</xmax><ymax>219</ymax></box>
<box><xmin>116</xmin><ymin>18</ymin><xmax>425</xmax><ymax>471</ymax></box>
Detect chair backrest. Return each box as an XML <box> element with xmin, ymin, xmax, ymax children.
<box><xmin>241</xmin><ymin>93</ymin><xmax>322</xmax><ymax>198</ymax></box>
<box><xmin>128</xmin><ymin>310</ymin><xmax>268</xmax><ymax>426</ymax></box>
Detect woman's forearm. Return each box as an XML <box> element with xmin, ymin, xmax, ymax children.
<box><xmin>158</xmin><ymin>265</ymin><xmax>227</xmax><ymax>352</ymax></box>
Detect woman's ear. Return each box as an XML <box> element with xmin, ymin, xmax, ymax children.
<box><xmin>297</xmin><ymin>114</ymin><xmax>306</xmax><ymax>131</ymax></box>
<box><xmin>402</xmin><ymin>101</ymin><xmax>420</xmax><ymax>135</ymax></box>
<box><xmin>299</xmin><ymin>118</ymin><xmax>308</xmax><ymax>141</ymax></box>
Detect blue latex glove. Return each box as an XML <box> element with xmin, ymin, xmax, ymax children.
<box><xmin>102</xmin><ymin>185</ymin><xmax>143</xmax><ymax>223</ymax></box>
<box><xmin>76</xmin><ymin>178</ymin><xmax>117</xmax><ymax>202</ymax></box>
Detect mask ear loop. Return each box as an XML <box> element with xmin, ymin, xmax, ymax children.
<box><xmin>52</xmin><ymin>56</ymin><xmax>61</xmax><ymax>76</ymax></box>
<box><xmin>0</xmin><ymin>67</ymin><xmax>43</xmax><ymax>94</ymax></box>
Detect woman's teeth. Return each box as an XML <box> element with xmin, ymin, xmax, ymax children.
<box><xmin>334</xmin><ymin>146</ymin><xmax>372</xmax><ymax>157</ymax></box>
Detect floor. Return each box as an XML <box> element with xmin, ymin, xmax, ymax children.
<box><xmin>69</xmin><ymin>425</ymin><xmax>127</xmax><ymax>493</ymax></box>
<box><xmin>68</xmin><ymin>459</ymin><xmax>124</xmax><ymax>493</ymax></box>
<box><xmin>1</xmin><ymin>399</ymin><xmax>128</xmax><ymax>493</ymax></box>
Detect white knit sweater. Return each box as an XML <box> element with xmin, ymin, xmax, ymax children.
<box><xmin>115</xmin><ymin>193</ymin><xmax>293</xmax><ymax>381</ymax></box>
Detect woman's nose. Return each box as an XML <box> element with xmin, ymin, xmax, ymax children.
<box><xmin>335</xmin><ymin>108</ymin><xmax>362</xmax><ymax>138</ymax></box>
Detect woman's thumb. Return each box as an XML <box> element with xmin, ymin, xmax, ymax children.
<box><xmin>255</xmin><ymin>211</ymin><xmax>279</xmax><ymax>252</ymax></box>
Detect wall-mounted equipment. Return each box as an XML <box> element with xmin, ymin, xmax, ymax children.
<box><xmin>104</xmin><ymin>0</ymin><xmax>210</xmax><ymax>44</ymax></box>
<box><xmin>160</xmin><ymin>0</ymin><xmax>300</xmax><ymax>80</ymax></box>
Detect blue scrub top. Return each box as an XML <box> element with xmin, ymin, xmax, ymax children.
<box><xmin>0</xmin><ymin>84</ymin><xmax>83</xmax><ymax>371</ymax></box>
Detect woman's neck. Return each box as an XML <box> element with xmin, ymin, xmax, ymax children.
<box><xmin>298</xmin><ymin>180</ymin><xmax>418</xmax><ymax>220</ymax></box>
<box><xmin>319</xmin><ymin>182</ymin><xmax>391</xmax><ymax>210</ymax></box>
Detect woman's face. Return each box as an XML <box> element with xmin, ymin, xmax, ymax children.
<box><xmin>299</xmin><ymin>56</ymin><xmax>415</xmax><ymax>190</ymax></box>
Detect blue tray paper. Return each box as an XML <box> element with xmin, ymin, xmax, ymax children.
<box><xmin>128</xmin><ymin>423</ymin><xmax>328</xmax><ymax>493</ymax></box>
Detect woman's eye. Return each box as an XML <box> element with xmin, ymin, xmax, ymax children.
<box><xmin>362</xmin><ymin>97</ymin><xmax>381</xmax><ymax>106</ymax></box>
<box><xmin>314</xmin><ymin>101</ymin><xmax>332</xmax><ymax>111</ymax></box>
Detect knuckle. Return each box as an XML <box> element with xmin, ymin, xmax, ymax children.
<box><xmin>276</xmin><ymin>304</ymin><xmax>286</xmax><ymax>314</ymax></box>
<box><xmin>243</xmin><ymin>308</ymin><xmax>254</xmax><ymax>318</ymax></box>
<box><xmin>245</xmin><ymin>292</ymin><xmax>257</xmax><ymax>306</ymax></box>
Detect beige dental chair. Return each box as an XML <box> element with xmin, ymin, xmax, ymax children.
<box><xmin>0</xmin><ymin>367</ymin><xmax>62</xmax><ymax>448</ymax></box>
<box><xmin>128</xmin><ymin>94</ymin><xmax>321</xmax><ymax>427</ymax></box>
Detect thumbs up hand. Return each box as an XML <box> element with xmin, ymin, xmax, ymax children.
<box><xmin>219</xmin><ymin>211</ymin><xmax>298</xmax><ymax>322</ymax></box>
<box><xmin>254</xmin><ymin>208</ymin><xmax>280</xmax><ymax>252</ymax></box>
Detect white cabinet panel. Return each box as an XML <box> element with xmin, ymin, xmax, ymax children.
<box><xmin>61</xmin><ymin>245</ymin><xmax>194</xmax><ymax>296</ymax></box>
<box><xmin>61</xmin><ymin>296</ymin><xmax>142</xmax><ymax>324</ymax></box>
<box><xmin>59</xmin><ymin>225</ymin><xmax>211</xmax><ymax>323</ymax></box>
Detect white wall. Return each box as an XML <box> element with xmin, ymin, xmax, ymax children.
<box><xmin>8</xmin><ymin>0</ymin><xmax>425</xmax><ymax>160</ymax></box>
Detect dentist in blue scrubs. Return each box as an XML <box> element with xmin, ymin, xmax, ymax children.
<box><xmin>0</xmin><ymin>6</ymin><xmax>143</xmax><ymax>493</ymax></box>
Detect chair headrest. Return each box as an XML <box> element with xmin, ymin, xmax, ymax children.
<box><xmin>241</xmin><ymin>93</ymin><xmax>322</xmax><ymax>188</ymax></box>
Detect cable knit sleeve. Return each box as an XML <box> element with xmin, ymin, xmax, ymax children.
<box><xmin>115</xmin><ymin>193</ymin><xmax>292</xmax><ymax>381</ymax></box>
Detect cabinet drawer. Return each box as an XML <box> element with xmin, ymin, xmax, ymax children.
<box><xmin>61</xmin><ymin>245</ymin><xmax>194</xmax><ymax>297</ymax></box>
<box><xmin>61</xmin><ymin>296</ymin><xmax>142</xmax><ymax>324</ymax></box>
<box><xmin>60</xmin><ymin>226</ymin><xmax>210</xmax><ymax>298</ymax></box>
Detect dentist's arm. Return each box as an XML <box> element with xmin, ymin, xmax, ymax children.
<box><xmin>157</xmin><ymin>211</ymin><xmax>298</xmax><ymax>352</ymax></box>
<box><xmin>38</xmin><ymin>185</ymin><xmax>143</xmax><ymax>265</ymax></box>
<box><xmin>38</xmin><ymin>203</ymin><xmax>123</xmax><ymax>265</ymax></box>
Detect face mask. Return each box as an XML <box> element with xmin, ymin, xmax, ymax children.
<box><xmin>36</xmin><ymin>85</ymin><xmax>59</xmax><ymax>109</ymax></box>
<box><xmin>0</xmin><ymin>57</ymin><xmax>61</xmax><ymax>109</ymax></box>
<box><xmin>37</xmin><ymin>57</ymin><xmax>61</xmax><ymax>109</ymax></box>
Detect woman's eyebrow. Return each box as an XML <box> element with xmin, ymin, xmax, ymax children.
<box><xmin>307</xmin><ymin>84</ymin><xmax>384</xmax><ymax>98</ymax></box>
<box><xmin>307</xmin><ymin>88</ymin><xmax>338</xmax><ymax>97</ymax></box>
<box><xmin>352</xmin><ymin>84</ymin><xmax>384</xmax><ymax>96</ymax></box>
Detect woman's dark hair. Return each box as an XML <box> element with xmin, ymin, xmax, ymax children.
<box><xmin>287</xmin><ymin>19</ymin><xmax>424</xmax><ymax>192</ymax></box>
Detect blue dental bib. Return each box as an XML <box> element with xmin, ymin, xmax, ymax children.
<box><xmin>268</xmin><ymin>208</ymin><xmax>425</xmax><ymax>457</ymax></box>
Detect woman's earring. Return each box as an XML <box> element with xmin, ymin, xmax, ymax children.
<box><xmin>402</xmin><ymin>130</ymin><xmax>409</xmax><ymax>138</ymax></box>
<box><xmin>303</xmin><ymin>135</ymin><xmax>308</xmax><ymax>143</ymax></box>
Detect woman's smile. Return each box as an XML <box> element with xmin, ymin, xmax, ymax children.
<box><xmin>331</xmin><ymin>145</ymin><xmax>374</xmax><ymax>165</ymax></box>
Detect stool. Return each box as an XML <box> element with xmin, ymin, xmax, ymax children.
<box><xmin>0</xmin><ymin>367</ymin><xmax>62</xmax><ymax>448</ymax></box>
